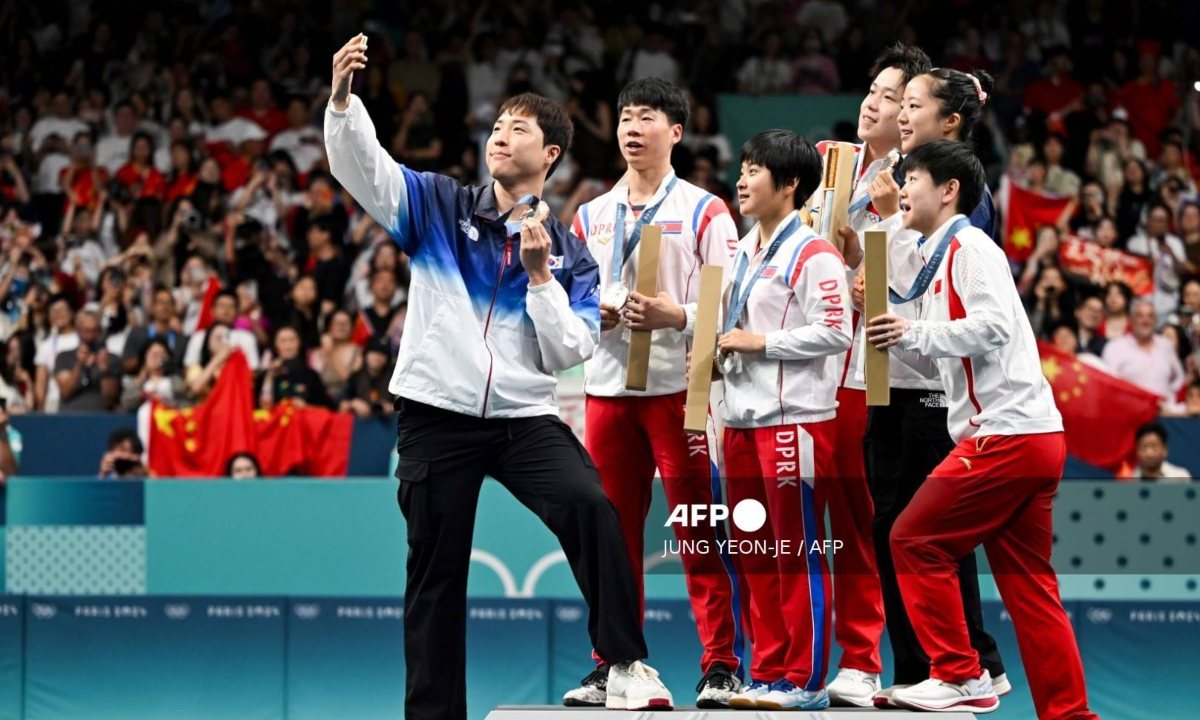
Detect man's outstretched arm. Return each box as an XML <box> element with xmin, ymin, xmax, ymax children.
<box><xmin>324</xmin><ymin>34</ymin><xmax>421</xmax><ymax>253</ymax></box>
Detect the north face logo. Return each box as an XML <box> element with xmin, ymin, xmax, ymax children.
<box><xmin>458</xmin><ymin>219</ymin><xmax>480</xmax><ymax>241</ymax></box>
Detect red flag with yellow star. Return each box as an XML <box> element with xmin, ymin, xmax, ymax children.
<box><xmin>147</xmin><ymin>350</ymin><xmax>354</xmax><ymax>477</ymax></box>
<box><xmin>1001</xmin><ymin>176</ymin><xmax>1072</xmax><ymax>264</ymax></box>
<box><xmin>148</xmin><ymin>350</ymin><xmax>257</xmax><ymax>476</ymax></box>
<box><xmin>254</xmin><ymin>401</ymin><xmax>354</xmax><ymax>476</ymax></box>
<box><xmin>1037</xmin><ymin>341</ymin><xmax>1160</xmax><ymax>470</ymax></box>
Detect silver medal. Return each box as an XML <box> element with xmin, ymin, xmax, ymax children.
<box><xmin>602</xmin><ymin>282</ymin><xmax>630</xmax><ymax>309</ymax></box>
<box><xmin>717</xmin><ymin>350</ymin><xmax>742</xmax><ymax>375</ymax></box>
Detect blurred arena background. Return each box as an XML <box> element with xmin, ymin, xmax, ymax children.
<box><xmin>0</xmin><ymin>0</ymin><xmax>1197</xmax><ymax>718</ymax></box>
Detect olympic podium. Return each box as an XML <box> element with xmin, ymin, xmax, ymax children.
<box><xmin>486</xmin><ymin>708</ymin><xmax>978</xmax><ymax>718</ymax></box>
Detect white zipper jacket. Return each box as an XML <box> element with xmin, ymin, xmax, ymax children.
<box><xmin>326</xmin><ymin>95</ymin><xmax>600</xmax><ymax>418</ymax></box>
<box><xmin>573</xmin><ymin>174</ymin><xmax>739</xmax><ymax>397</ymax></box>
<box><xmin>893</xmin><ymin>215</ymin><xmax>1063</xmax><ymax>442</ymax></box>
<box><xmin>720</xmin><ymin>213</ymin><xmax>853</xmax><ymax>428</ymax></box>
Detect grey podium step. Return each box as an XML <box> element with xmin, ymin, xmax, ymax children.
<box><xmin>486</xmin><ymin>707</ymin><xmax>979</xmax><ymax>718</ymax></box>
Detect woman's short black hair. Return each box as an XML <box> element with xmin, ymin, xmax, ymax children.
<box><xmin>617</xmin><ymin>77</ymin><xmax>690</xmax><ymax>129</ymax></box>
<box><xmin>901</xmin><ymin>139</ymin><xmax>986</xmax><ymax>215</ymax></box>
<box><xmin>740</xmin><ymin>130</ymin><xmax>822</xmax><ymax>208</ymax></box>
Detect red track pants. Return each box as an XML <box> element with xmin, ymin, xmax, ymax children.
<box><xmin>892</xmin><ymin>432</ymin><xmax>1099</xmax><ymax>720</ymax></box>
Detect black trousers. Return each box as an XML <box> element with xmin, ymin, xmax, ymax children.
<box><xmin>394</xmin><ymin>399</ymin><xmax>647</xmax><ymax>720</ymax></box>
<box><xmin>864</xmin><ymin>388</ymin><xmax>1006</xmax><ymax>686</ymax></box>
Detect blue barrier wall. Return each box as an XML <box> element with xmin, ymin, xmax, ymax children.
<box><xmin>0</xmin><ymin>594</ymin><xmax>1196</xmax><ymax>720</ymax></box>
<box><xmin>2</xmin><ymin>477</ymin><xmax>1198</xmax><ymax>718</ymax></box>
<box><xmin>12</xmin><ymin>412</ymin><xmax>1200</xmax><ymax>478</ymax></box>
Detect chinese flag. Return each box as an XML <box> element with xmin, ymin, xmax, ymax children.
<box><xmin>254</xmin><ymin>401</ymin><xmax>354</xmax><ymax>477</ymax></box>
<box><xmin>1037</xmin><ymin>341</ymin><xmax>1160</xmax><ymax>470</ymax></box>
<box><xmin>1001</xmin><ymin>176</ymin><xmax>1072</xmax><ymax>264</ymax></box>
<box><xmin>147</xmin><ymin>351</ymin><xmax>355</xmax><ymax>477</ymax></box>
<box><xmin>148</xmin><ymin>350</ymin><xmax>258</xmax><ymax>476</ymax></box>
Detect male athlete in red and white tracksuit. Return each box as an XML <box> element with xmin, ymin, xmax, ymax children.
<box><xmin>720</xmin><ymin>211</ymin><xmax>851</xmax><ymax>697</ymax></box>
<box><xmin>871</xmin><ymin>208</ymin><xmax>1098</xmax><ymax>718</ymax></box>
<box><xmin>811</xmin><ymin>140</ymin><xmax>887</xmax><ymax>691</ymax></box>
<box><xmin>573</xmin><ymin>172</ymin><xmax>743</xmax><ymax>679</ymax></box>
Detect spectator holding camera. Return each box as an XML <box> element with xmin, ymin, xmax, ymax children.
<box><xmin>259</xmin><ymin>325</ymin><xmax>331</xmax><ymax>408</ymax></box>
<box><xmin>1026</xmin><ymin>263</ymin><xmax>1075</xmax><ymax>338</ymax></box>
<box><xmin>186</xmin><ymin>321</ymin><xmax>237</xmax><ymax>400</ymax></box>
<box><xmin>97</xmin><ymin>427</ymin><xmax>147</xmax><ymax>480</ymax></box>
<box><xmin>311</xmin><ymin>309</ymin><xmax>362</xmax><ymax>400</ymax></box>
<box><xmin>1127</xmin><ymin>204</ymin><xmax>1187</xmax><ymax>322</ymax></box>
<box><xmin>120</xmin><ymin>337</ymin><xmax>186</xmax><ymax>411</ymax></box>
<box><xmin>89</xmin><ymin>265</ymin><xmax>133</xmax><ymax>341</ymax></box>
<box><xmin>54</xmin><ymin>310</ymin><xmax>119</xmax><ymax>412</ymax></box>
<box><xmin>340</xmin><ymin>336</ymin><xmax>393</xmax><ymax>417</ymax></box>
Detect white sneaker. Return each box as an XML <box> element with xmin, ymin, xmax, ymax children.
<box><xmin>873</xmin><ymin>684</ymin><xmax>912</xmax><ymax>709</ymax></box>
<box><xmin>727</xmin><ymin>679</ymin><xmax>771</xmax><ymax>709</ymax></box>
<box><xmin>754</xmin><ymin>679</ymin><xmax>830</xmax><ymax>711</ymax></box>
<box><xmin>827</xmin><ymin>668</ymin><xmax>882</xmax><ymax>707</ymax></box>
<box><xmin>606</xmin><ymin>660</ymin><xmax>673</xmax><ymax>710</ymax></box>
<box><xmin>695</xmin><ymin>662</ymin><xmax>741</xmax><ymax>708</ymax></box>
<box><xmin>562</xmin><ymin>663</ymin><xmax>607</xmax><ymax>707</ymax></box>
<box><xmin>892</xmin><ymin>670</ymin><xmax>999</xmax><ymax>713</ymax></box>
<box><xmin>993</xmin><ymin>672</ymin><xmax>1012</xmax><ymax>696</ymax></box>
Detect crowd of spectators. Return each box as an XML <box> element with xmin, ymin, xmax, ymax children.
<box><xmin>0</xmin><ymin>0</ymin><xmax>1197</xmax><ymax>448</ymax></box>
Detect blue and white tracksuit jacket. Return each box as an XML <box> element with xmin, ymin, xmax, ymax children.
<box><xmin>326</xmin><ymin>95</ymin><xmax>600</xmax><ymax>418</ymax></box>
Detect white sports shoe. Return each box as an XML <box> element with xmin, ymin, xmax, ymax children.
<box><xmin>993</xmin><ymin>672</ymin><xmax>1012</xmax><ymax>696</ymax></box>
<box><xmin>695</xmin><ymin>662</ymin><xmax>741</xmax><ymax>708</ymax></box>
<box><xmin>754</xmin><ymin>679</ymin><xmax>830</xmax><ymax>711</ymax></box>
<box><xmin>892</xmin><ymin>670</ymin><xmax>1000</xmax><ymax>713</ymax></box>
<box><xmin>562</xmin><ymin>664</ymin><xmax>607</xmax><ymax>707</ymax></box>
<box><xmin>727</xmin><ymin>679</ymin><xmax>771</xmax><ymax>709</ymax></box>
<box><xmin>606</xmin><ymin>660</ymin><xmax>673</xmax><ymax>710</ymax></box>
<box><xmin>827</xmin><ymin>668</ymin><xmax>882</xmax><ymax>707</ymax></box>
<box><xmin>873</xmin><ymin>683</ymin><xmax>913</xmax><ymax>709</ymax></box>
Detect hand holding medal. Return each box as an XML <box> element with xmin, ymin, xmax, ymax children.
<box><xmin>517</xmin><ymin>200</ymin><xmax>553</xmax><ymax>285</ymax></box>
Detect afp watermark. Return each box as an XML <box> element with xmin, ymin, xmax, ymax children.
<box><xmin>661</xmin><ymin>498</ymin><xmax>844</xmax><ymax>559</ymax></box>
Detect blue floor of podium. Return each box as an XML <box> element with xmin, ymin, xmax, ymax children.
<box><xmin>486</xmin><ymin>708</ymin><xmax>978</xmax><ymax>718</ymax></box>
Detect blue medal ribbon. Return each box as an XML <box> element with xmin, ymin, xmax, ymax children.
<box><xmin>723</xmin><ymin>214</ymin><xmax>810</xmax><ymax>334</ymax></box>
<box><xmin>610</xmin><ymin>175</ymin><xmax>678</xmax><ymax>286</ymax></box>
<box><xmin>888</xmin><ymin>215</ymin><xmax>972</xmax><ymax>304</ymax></box>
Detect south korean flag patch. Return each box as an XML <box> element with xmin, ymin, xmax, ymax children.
<box><xmin>547</xmin><ymin>255</ymin><xmax>564</xmax><ymax>270</ymax></box>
